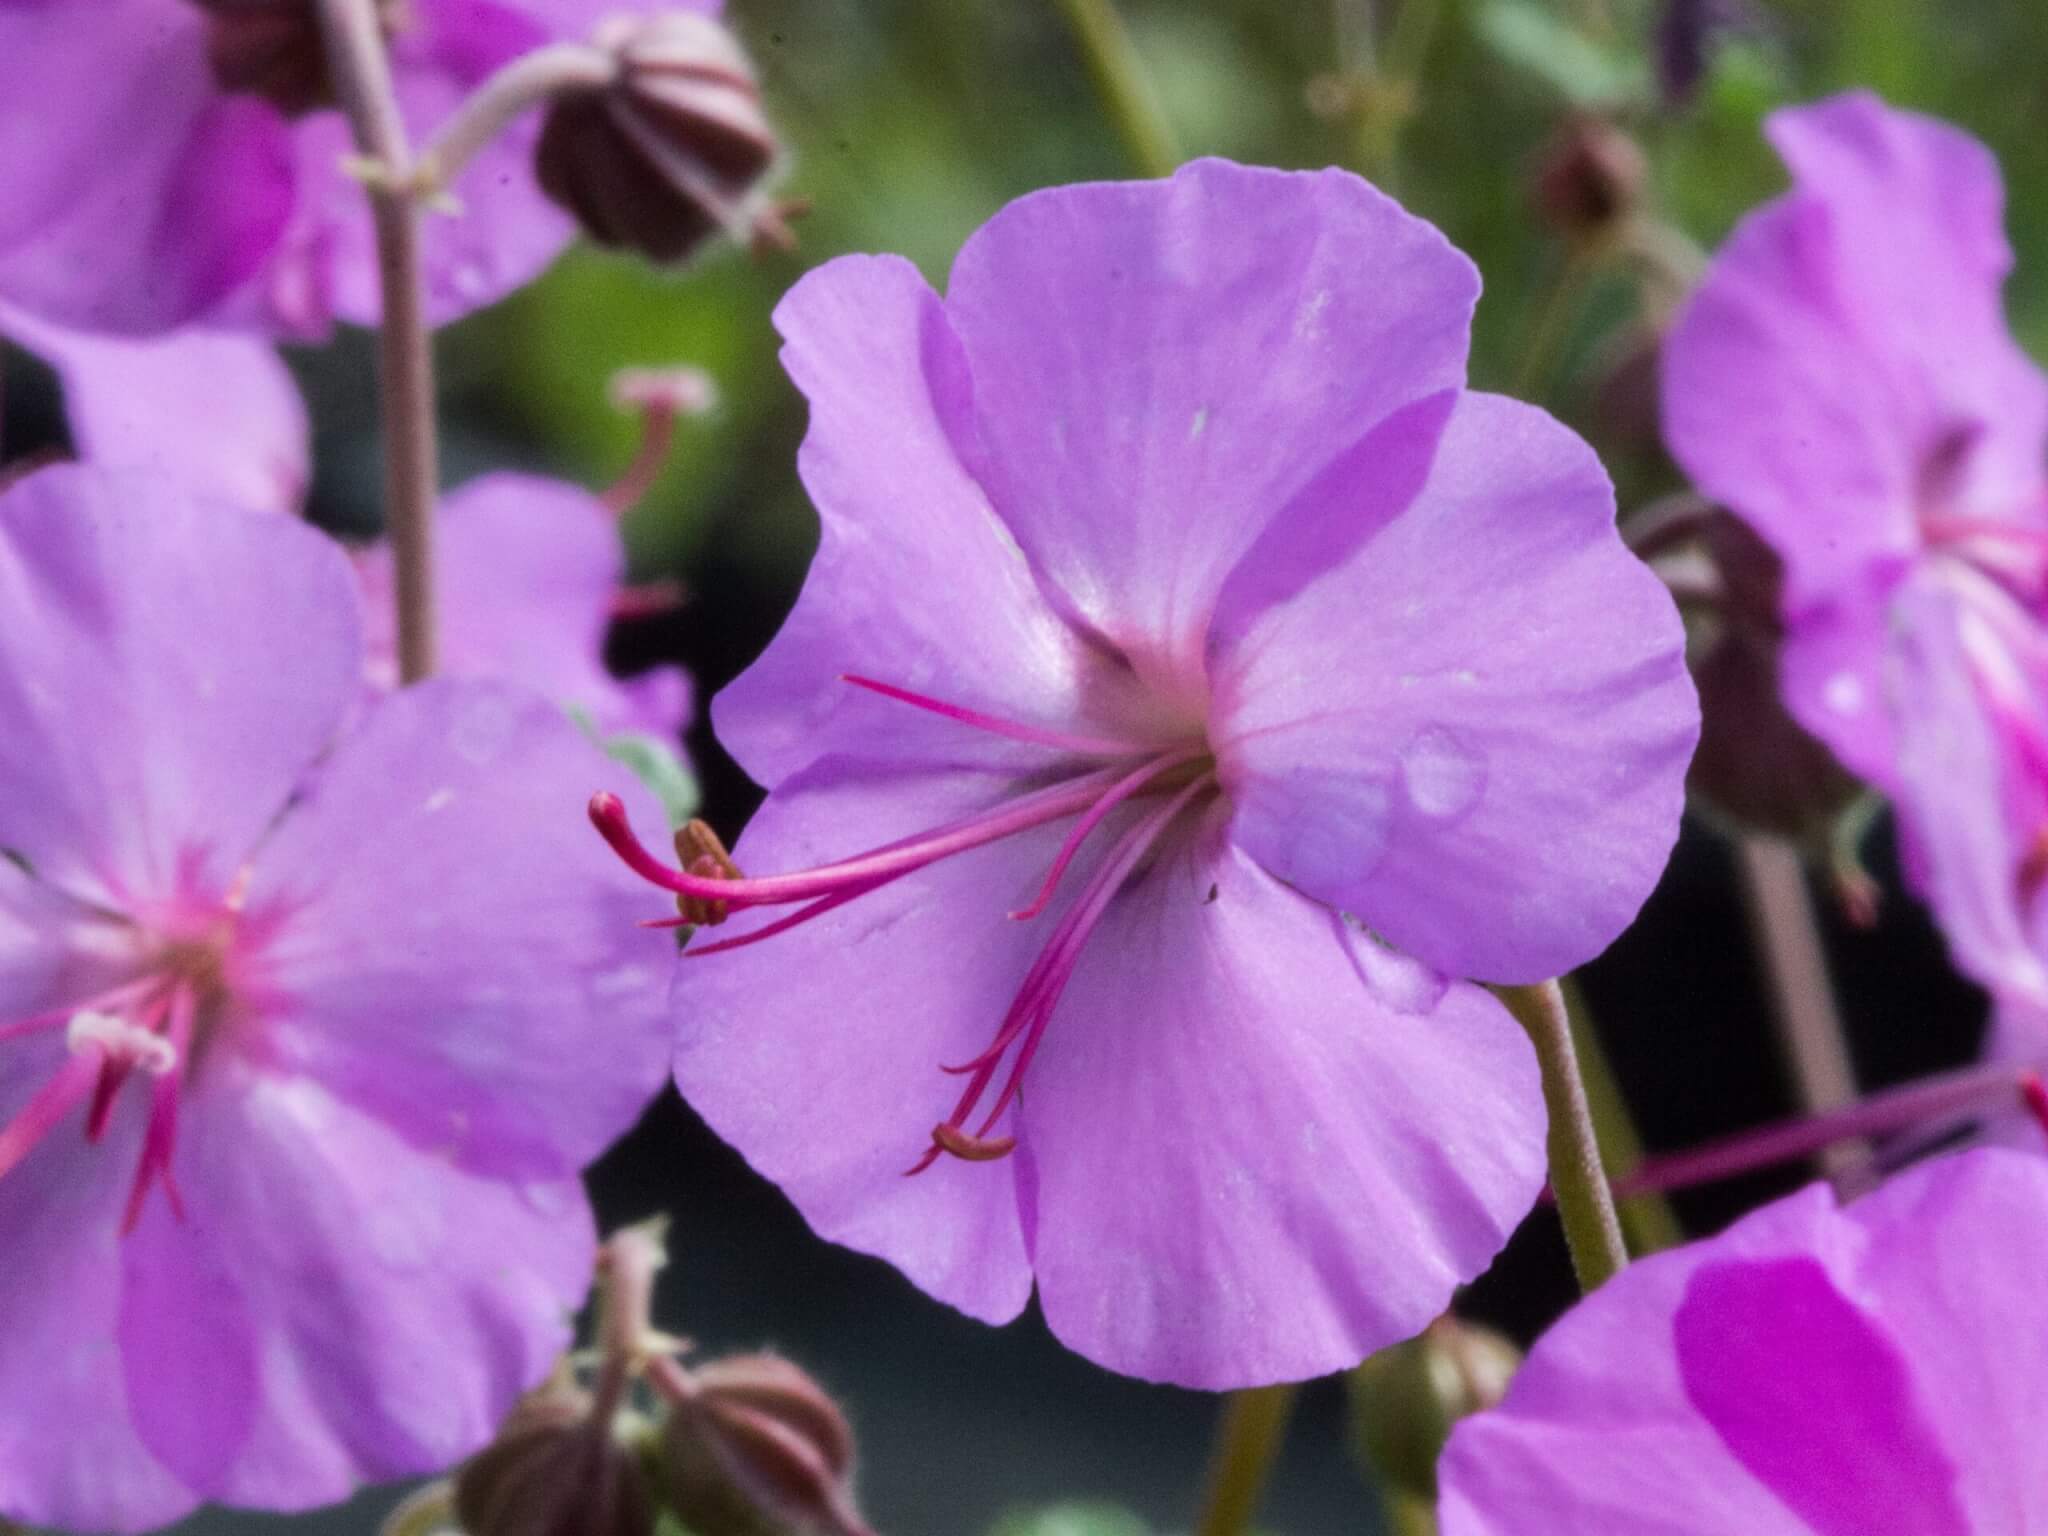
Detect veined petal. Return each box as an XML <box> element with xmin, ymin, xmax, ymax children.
<box><xmin>671</xmin><ymin>765</ymin><xmax>1050</xmax><ymax>1327</ymax></box>
<box><xmin>0</xmin><ymin>467</ymin><xmax>361</xmax><ymax>911</ymax></box>
<box><xmin>117</xmin><ymin>1060</ymin><xmax>592</xmax><ymax>1511</ymax></box>
<box><xmin>241</xmin><ymin>679</ymin><xmax>672</xmax><ymax>1181</ymax></box>
<box><xmin>717</xmin><ymin>254</ymin><xmax>1137</xmax><ymax>790</ymax></box>
<box><xmin>1020</xmin><ymin>814</ymin><xmax>1544</xmax><ymax>1387</ymax></box>
<box><xmin>941</xmin><ymin>159</ymin><xmax>1477</xmax><ymax>690</ymax></box>
<box><xmin>1214</xmin><ymin>393</ymin><xmax>1695</xmax><ymax>984</ymax></box>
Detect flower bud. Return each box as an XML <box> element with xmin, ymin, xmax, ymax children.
<box><xmin>1533</xmin><ymin>115</ymin><xmax>1647</xmax><ymax>244</ymax></box>
<box><xmin>1677</xmin><ymin>513</ymin><xmax>1861</xmax><ymax>841</ymax></box>
<box><xmin>454</xmin><ymin>1376</ymin><xmax>656</xmax><ymax>1536</ymax></box>
<box><xmin>660</xmin><ymin>1353</ymin><xmax>871</xmax><ymax>1536</ymax></box>
<box><xmin>536</xmin><ymin>14</ymin><xmax>789</xmax><ymax>265</ymax></box>
<box><xmin>1346</xmin><ymin>1316</ymin><xmax>1521</xmax><ymax>1498</ymax></box>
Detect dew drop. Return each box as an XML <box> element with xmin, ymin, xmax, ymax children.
<box><xmin>1399</xmin><ymin>725</ymin><xmax>1485</xmax><ymax>822</ymax></box>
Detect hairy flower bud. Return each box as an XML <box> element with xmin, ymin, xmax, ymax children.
<box><xmin>1675</xmin><ymin>513</ymin><xmax>1861</xmax><ymax>841</ymax></box>
<box><xmin>454</xmin><ymin>1376</ymin><xmax>656</xmax><ymax>1536</ymax></box>
<box><xmin>660</xmin><ymin>1354</ymin><xmax>871</xmax><ymax>1536</ymax></box>
<box><xmin>536</xmin><ymin>14</ymin><xmax>788</xmax><ymax>264</ymax></box>
<box><xmin>1533</xmin><ymin>116</ymin><xmax>1647</xmax><ymax>244</ymax></box>
<box><xmin>1346</xmin><ymin>1316</ymin><xmax>1521</xmax><ymax>1498</ymax></box>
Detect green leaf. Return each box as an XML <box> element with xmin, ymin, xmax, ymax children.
<box><xmin>1472</xmin><ymin>0</ymin><xmax>1647</xmax><ymax>107</ymax></box>
<box><xmin>602</xmin><ymin>730</ymin><xmax>702</xmax><ymax>828</ymax></box>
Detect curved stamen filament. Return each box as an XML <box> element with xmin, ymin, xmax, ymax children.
<box><xmin>1010</xmin><ymin>747</ymin><xmax>1207</xmax><ymax>921</ymax></box>
<box><xmin>912</xmin><ymin>774</ymin><xmax>1215</xmax><ymax>1174</ymax></box>
<box><xmin>591</xmin><ymin>766</ymin><xmax>1131</xmax><ymax>910</ymax></box>
<box><xmin>839</xmin><ymin>674</ymin><xmax>1160</xmax><ymax>759</ymax></box>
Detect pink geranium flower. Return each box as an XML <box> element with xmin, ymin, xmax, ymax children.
<box><xmin>1440</xmin><ymin>1147</ymin><xmax>2048</xmax><ymax>1533</ymax></box>
<box><xmin>0</xmin><ymin>0</ymin><xmax>708</xmax><ymax>336</ymax></box>
<box><xmin>0</xmin><ymin>465</ymin><xmax>671</xmax><ymax>1530</ymax></box>
<box><xmin>1663</xmin><ymin>93</ymin><xmax>2048</xmax><ymax>1003</ymax></box>
<box><xmin>593</xmin><ymin>160</ymin><xmax>1699</xmax><ymax>1387</ymax></box>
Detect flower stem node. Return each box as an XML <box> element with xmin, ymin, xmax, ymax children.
<box><xmin>536</xmin><ymin>12</ymin><xmax>788</xmax><ymax>265</ymax></box>
<box><xmin>659</xmin><ymin>1354</ymin><xmax>873</xmax><ymax>1536</ymax></box>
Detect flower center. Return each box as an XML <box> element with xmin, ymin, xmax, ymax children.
<box><xmin>592</xmin><ymin>675</ymin><xmax>1218</xmax><ymax>1171</ymax></box>
<box><xmin>0</xmin><ymin>911</ymin><xmax>238</xmax><ymax>1231</ymax></box>
<box><xmin>189</xmin><ymin>0</ymin><xmax>411</xmax><ymax>117</ymax></box>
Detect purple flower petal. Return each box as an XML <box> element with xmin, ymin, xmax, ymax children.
<box><xmin>1674</xmin><ymin>1258</ymin><xmax>1969</xmax><ymax>1536</ymax></box>
<box><xmin>1019</xmin><ymin>814</ymin><xmax>1544</xmax><ymax>1386</ymax></box>
<box><xmin>241</xmin><ymin>678</ymin><xmax>672</xmax><ymax>1180</ymax></box>
<box><xmin>718</xmin><ymin>254</ymin><xmax>1142</xmax><ymax>790</ymax></box>
<box><xmin>1214</xmin><ymin>394</ymin><xmax>1697</xmax><ymax>983</ymax></box>
<box><xmin>1885</xmin><ymin>576</ymin><xmax>2048</xmax><ymax>1002</ymax></box>
<box><xmin>0</xmin><ymin>305</ymin><xmax>308</xmax><ymax>515</ymax></box>
<box><xmin>1439</xmin><ymin>1149</ymin><xmax>2048</xmax><ymax>1534</ymax></box>
<box><xmin>117</xmin><ymin>1059</ymin><xmax>592</xmax><ymax>1509</ymax></box>
<box><xmin>1662</xmin><ymin>92</ymin><xmax>2048</xmax><ymax>605</ymax></box>
<box><xmin>0</xmin><ymin>1071</ymin><xmax>194</xmax><ymax>1534</ymax></box>
<box><xmin>0</xmin><ymin>467</ymin><xmax>360</xmax><ymax>909</ymax></box>
<box><xmin>671</xmin><ymin>767</ymin><xmax>1045</xmax><ymax>1326</ymax></box>
<box><xmin>0</xmin><ymin>0</ymin><xmax>294</xmax><ymax>332</ymax></box>
<box><xmin>940</xmin><ymin>160</ymin><xmax>1477</xmax><ymax>691</ymax></box>
<box><xmin>357</xmin><ymin>472</ymin><xmax>688</xmax><ymax>737</ymax></box>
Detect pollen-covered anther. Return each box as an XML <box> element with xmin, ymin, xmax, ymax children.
<box><xmin>66</xmin><ymin>1009</ymin><xmax>178</xmax><ymax>1076</ymax></box>
<box><xmin>926</xmin><ymin>1123</ymin><xmax>1018</xmax><ymax>1165</ymax></box>
<box><xmin>674</xmin><ymin>818</ymin><xmax>741</xmax><ymax>926</ymax></box>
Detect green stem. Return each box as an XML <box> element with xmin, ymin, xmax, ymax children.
<box><xmin>1053</xmin><ymin>0</ymin><xmax>1182</xmax><ymax>178</ymax></box>
<box><xmin>1510</xmin><ymin>249</ymin><xmax>1591</xmax><ymax>403</ymax></box>
<box><xmin>1385</xmin><ymin>1488</ymin><xmax>1438</xmax><ymax>1536</ymax></box>
<box><xmin>1193</xmin><ymin>1384</ymin><xmax>1298</xmax><ymax>1536</ymax></box>
<box><xmin>1497</xmin><ymin>979</ymin><xmax>1628</xmax><ymax>1292</ymax></box>
<box><xmin>1563</xmin><ymin>979</ymin><xmax>1684</xmax><ymax>1254</ymax></box>
<box><xmin>318</xmin><ymin>0</ymin><xmax>440</xmax><ymax>682</ymax></box>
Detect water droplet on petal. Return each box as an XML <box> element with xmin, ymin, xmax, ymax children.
<box><xmin>1338</xmin><ymin>916</ymin><xmax>1450</xmax><ymax>1014</ymax></box>
<box><xmin>1399</xmin><ymin>725</ymin><xmax>1484</xmax><ymax>822</ymax></box>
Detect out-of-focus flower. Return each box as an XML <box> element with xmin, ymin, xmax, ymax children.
<box><xmin>535</xmin><ymin>12</ymin><xmax>790</xmax><ymax>264</ymax></box>
<box><xmin>1663</xmin><ymin>93</ymin><xmax>2048</xmax><ymax>1003</ymax></box>
<box><xmin>1439</xmin><ymin>1147</ymin><xmax>2048</xmax><ymax>1533</ymax></box>
<box><xmin>0</xmin><ymin>0</ymin><xmax>712</xmax><ymax>336</ymax></box>
<box><xmin>1532</xmin><ymin>115</ymin><xmax>1647</xmax><ymax>248</ymax></box>
<box><xmin>0</xmin><ymin>464</ymin><xmax>671</xmax><ymax>1531</ymax></box>
<box><xmin>357</xmin><ymin>472</ymin><xmax>695</xmax><ymax>742</ymax></box>
<box><xmin>0</xmin><ymin>312</ymin><xmax>694</xmax><ymax>747</ymax></box>
<box><xmin>0</xmin><ymin>302</ymin><xmax>309</xmax><ymax>513</ymax></box>
<box><xmin>591</xmin><ymin>159</ymin><xmax>1698</xmax><ymax>1388</ymax></box>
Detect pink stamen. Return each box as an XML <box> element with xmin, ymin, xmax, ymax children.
<box><xmin>1009</xmin><ymin>747</ymin><xmax>1206</xmax><ymax>921</ymax></box>
<box><xmin>839</xmin><ymin>675</ymin><xmax>1158</xmax><ymax>759</ymax></box>
<box><xmin>1922</xmin><ymin>514</ymin><xmax>2048</xmax><ymax>554</ymax></box>
<box><xmin>121</xmin><ymin>988</ymin><xmax>194</xmax><ymax>1234</ymax></box>
<box><xmin>682</xmin><ymin>877</ymin><xmax>896</xmax><ymax>957</ymax></box>
<box><xmin>591</xmin><ymin>767</ymin><xmax>1129</xmax><ymax>910</ymax></box>
<box><xmin>911</xmin><ymin>774</ymin><xmax>1215</xmax><ymax>1173</ymax></box>
<box><xmin>1610</xmin><ymin>1061</ymin><xmax>2040</xmax><ymax>1200</ymax></box>
<box><xmin>609</xmin><ymin>578</ymin><xmax>688</xmax><ymax>622</ymax></box>
<box><xmin>0</xmin><ymin>975</ymin><xmax>159</xmax><ymax>1044</ymax></box>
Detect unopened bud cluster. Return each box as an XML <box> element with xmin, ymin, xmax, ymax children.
<box><xmin>403</xmin><ymin>1222</ymin><xmax>870</xmax><ymax>1536</ymax></box>
<box><xmin>538</xmin><ymin>13</ymin><xmax>790</xmax><ymax>264</ymax></box>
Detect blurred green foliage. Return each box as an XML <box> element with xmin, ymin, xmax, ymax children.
<box><xmin>440</xmin><ymin>0</ymin><xmax>2048</xmax><ymax>616</ymax></box>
